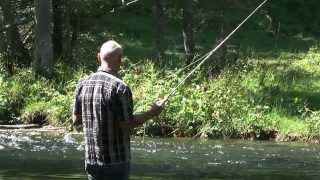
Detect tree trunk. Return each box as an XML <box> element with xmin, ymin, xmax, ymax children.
<box><xmin>34</xmin><ymin>0</ymin><xmax>54</xmax><ymax>76</ymax></box>
<box><xmin>0</xmin><ymin>10</ymin><xmax>13</xmax><ymax>75</ymax></box>
<box><xmin>52</xmin><ymin>0</ymin><xmax>63</xmax><ymax>59</ymax></box>
<box><xmin>182</xmin><ymin>0</ymin><xmax>195</xmax><ymax>63</ymax></box>
<box><xmin>63</xmin><ymin>1</ymin><xmax>80</xmax><ymax>62</ymax></box>
<box><xmin>70</xmin><ymin>12</ymin><xmax>80</xmax><ymax>54</ymax></box>
<box><xmin>0</xmin><ymin>11</ymin><xmax>6</xmax><ymax>53</ymax></box>
<box><xmin>154</xmin><ymin>0</ymin><xmax>165</xmax><ymax>59</ymax></box>
<box><xmin>0</xmin><ymin>0</ymin><xmax>31</xmax><ymax>67</ymax></box>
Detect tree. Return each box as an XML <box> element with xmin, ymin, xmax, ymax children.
<box><xmin>182</xmin><ymin>0</ymin><xmax>195</xmax><ymax>63</ymax></box>
<box><xmin>52</xmin><ymin>0</ymin><xmax>81</xmax><ymax>61</ymax></box>
<box><xmin>34</xmin><ymin>0</ymin><xmax>53</xmax><ymax>76</ymax></box>
<box><xmin>0</xmin><ymin>0</ymin><xmax>31</xmax><ymax>68</ymax></box>
<box><xmin>0</xmin><ymin>10</ymin><xmax>12</xmax><ymax>74</ymax></box>
<box><xmin>154</xmin><ymin>0</ymin><xmax>165</xmax><ymax>59</ymax></box>
<box><xmin>63</xmin><ymin>1</ymin><xmax>80</xmax><ymax>61</ymax></box>
<box><xmin>52</xmin><ymin>0</ymin><xmax>63</xmax><ymax>59</ymax></box>
<box><xmin>0</xmin><ymin>11</ymin><xmax>5</xmax><ymax>53</ymax></box>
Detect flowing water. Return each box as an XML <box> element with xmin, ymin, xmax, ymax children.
<box><xmin>0</xmin><ymin>130</ymin><xmax>319</xmax><ymax>180</ymax></box>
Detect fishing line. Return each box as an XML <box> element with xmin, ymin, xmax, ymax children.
<box><xmin>175</xmin><ymin>52</ymin><xmax>211</xmax><ymax>75</ymax></box>
<box><xmin>165</xmin><ymin>52</ymin><xmax>211</xmax><ymax>80</ymax></box>
<box><xmin>159</xmin><ymin>0</ymin><xmax>269</xmax><ymax>105</ymax></box>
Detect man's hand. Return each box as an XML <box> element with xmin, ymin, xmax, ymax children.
<box><xmin>149</xmin><ymin>99</ymin><xmax>165</xmax><ymax>117</ymax></box>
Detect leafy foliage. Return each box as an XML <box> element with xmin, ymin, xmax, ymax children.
<box><xmin>306</xmin><ymin>111</ymin><xmax>320</xmax><ymax>137</ymax></box>
<box><xmin>0</xmin><ymin>64</ymin><xmax>86</xmax><ymax>126</ymax></box>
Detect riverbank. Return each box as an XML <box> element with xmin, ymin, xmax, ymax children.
<box><xmin>0</xmin><ymin>123</ymin><xmax>319</xmax><ymax>144</ymax></box>
<box><xmin>0</xmin><ymin>124</ymin><xmax>41</xmax><ymax>129</ymax></box>
<box><xmin>0</xmin><ymin>125</ymin><xmax>66</xmax><ymax>134</ymax></box>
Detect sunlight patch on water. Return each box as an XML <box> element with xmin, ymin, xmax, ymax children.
<box><xmin>179</xmin><ymin>156</ymin><xmax>188</xmax><ymax>160</ymax></box>
<box><xmin>226</xmin><ymin>160</ymin><xmax>247</xmax><ymax>165</ymax></box>
<box><xmin>242</xmin><ymin>146</ymin><xmax>255</xmax><ymax>151</ymax></box>
<box><xmin>211</xmin><ymin>144</ymin><xmax>223</xmax><ymax>149</ymax></box>
<box><xmin>31</xmin><ymin>145</ymin><xmax>47</xmax><ymax>152</ymax></box>
<box><xmin>217</xmin><ymin>150</ymin><xmax>224</xmax><ymax>155</ymax></box>
<box><xmin>207</xmin><ymin>162</ymin><xmax>222</xmax><ymax>166</ymax></box>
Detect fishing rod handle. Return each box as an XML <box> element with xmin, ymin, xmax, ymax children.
<box><xmin>156</xmin><ymin>95</ymin><xmax>169</xmax><ymax>106</ymax></box>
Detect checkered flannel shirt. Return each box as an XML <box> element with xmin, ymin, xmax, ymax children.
<box><xmin>73</xmin><ymin>66</ymin><xmax>133</xmax><ymax>165</ymax></box>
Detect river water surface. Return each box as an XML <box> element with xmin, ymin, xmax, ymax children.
<box><xmin>0</xmin><ymin>130</ymin><xmax>319</xmax><ymax>180</ymax></box>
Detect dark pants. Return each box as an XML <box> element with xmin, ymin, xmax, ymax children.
<box><xmin>85</xmin><ymin>163</ymin><xmax>130</xmax><ymax>180</ymax></box>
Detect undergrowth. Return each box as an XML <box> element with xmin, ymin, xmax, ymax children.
<box><xmin>0</xmin><ymin>47</ymin><xmax>319</xmax><ymax>141</ymax></box>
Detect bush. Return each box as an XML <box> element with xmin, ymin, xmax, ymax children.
<box><xmin>0</xmin><ymin>65</ymin><xmax>81</xmax><ymax>126</ymax></box>
<box><xmin>47</xmin><ymin>93</ymin><xmax>73</xmax><ymax>126</ymax></box>
<box><xmin>21</xmin><ymin>101</ymin><xmax>49</xmax><ymax>124</ymax></box>
<box><xmin>21</xmin><ymin>94</ymin><xmax>73</xmax><ymax>126</ymax></box>
<box><xmin>306</xmin><ymin>111</ymin><xmax>320</xmax><ymax>137</ymax></box>
<box><xmin>0</xmin><ymin>74</ymin><xmax>29</xmax><ymax>122</ymax></box>
<box><xmin>121</xmin><ymin>61</ymin><xmax>278</xmax><ymax>138</ymax></box>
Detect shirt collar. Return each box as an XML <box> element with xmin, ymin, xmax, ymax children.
<box><xmin>97</xmin><ymin>66</ymin><xmax>119</xmax><ymax>77</ymax></box>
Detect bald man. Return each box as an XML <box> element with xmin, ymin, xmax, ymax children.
<box><xmin>72</xmin><ymin>40</ymin><xmax>163</xmax><ymax>180</ymax></box>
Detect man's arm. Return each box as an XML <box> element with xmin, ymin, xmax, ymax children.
<box><xmin>72</xmin><ymin>113</ymin><xmax>82</xmax><ymax>126</ymax></box>
<box><xmin>71</xmin><ymin>82</ymin><xmax>82</xmax><ymax>131</ymax></box>
<box><xmin>119</xmin><ymin>101</ymin><xmax>163</xmax><ymax>129</ymax></box>
<box><xmin>116</xmin><ymin>85</ymin><xmax>164</xmax><ymax>129</ymax></box>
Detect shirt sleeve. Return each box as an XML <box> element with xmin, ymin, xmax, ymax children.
<box><xmin>116</xmin><ymin>86</ymin><xmax>134</xmax><ymax>122</ymax></box>
<box><xmin>72</xmin><ymin>82</ymin><xmax>82</xmax><ymax>115</ymax></box>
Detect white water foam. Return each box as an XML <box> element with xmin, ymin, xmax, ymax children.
<box><xmin>64</xmin><ymin>133</ymin><xmax>77</xmax><ymax>144</ymax></box>
<box><xmin>76</xmin><ymin>142</ymin><xmax>85</xmax><ymax>151</ymax></box>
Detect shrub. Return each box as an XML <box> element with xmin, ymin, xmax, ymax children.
<box><xmin>0</xmin><ymin>65</ymin><xmax>79</xmax><ymax>126</ymax></box>
<box><xmin>20</xmin><ymin>101</ymin><xmax>49</xmax><ymax>124</ymax></box>
<box><xmin>46</xmin><ymin>93</ymin><xmax>73</xmax><ymax>126</ymax></box>
<box><xmin>121</xmin><ymin>61</ymin><xmax>277</xmax><ymax>138</ymax></box>
<box><xmin>306</xmin><ymin>111</ymin><xmax>320</xmax><ymax>137</ymax></box>
<box><xmin>0</xmin><ymin>74</ymin><xmax>29</xmax><ymax>122</ymax></box>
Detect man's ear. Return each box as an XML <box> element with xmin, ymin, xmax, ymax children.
<box><xmin>97</xmin><ymin>53</ymin><xmax>101</xmax><ymax>63</ymax></box>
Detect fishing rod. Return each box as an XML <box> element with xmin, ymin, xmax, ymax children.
<box><xmin>158</xmin><ymin>0</ymin><xmax>269</xmax><ymax>106</ymax></box>
<box><xmin>109</xmin><ymin>0</ymin><xmax>141</xmax><ymax>13</ymax></box>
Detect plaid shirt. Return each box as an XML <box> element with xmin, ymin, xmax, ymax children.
<box><xmin>73</xmin><ymin>66</ymin><xmax>133</xmax><ymax>166</ymax></box>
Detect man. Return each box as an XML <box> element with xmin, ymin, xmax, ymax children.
<box><xmin>72</xmin><ymin>40</ymin><xmax>164</xmax><ymax>180</ymax></box>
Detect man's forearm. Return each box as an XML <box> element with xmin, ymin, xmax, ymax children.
<box><xmin>133</xmin><ymin>110</ymin><xmax>155</xmax><ymax>125</ymax></box>
<box><xmin>120</xmin><ymin>110</ymin><xmax>155</xmax><ymax>129</ymax></box>
<box><xmin>119</xmin><ymin>101</ymin><xmax>163</xmax><ymax>129</ymax></box>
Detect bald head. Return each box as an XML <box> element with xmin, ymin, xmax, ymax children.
<box><xmin>98</xmin><ymin>40</ymin><xmax>123</xmax><ymax>73</ymax></box>
<box><xmin>99</xmin><ymin>40</ymin><xmax>123</xmax><ymax>61</ymax></box>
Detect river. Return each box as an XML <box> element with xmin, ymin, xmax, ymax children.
<box><xmin>0</xmin><ymin>130</ymin><xmax>319</xmax><ymax>180</ymax></box>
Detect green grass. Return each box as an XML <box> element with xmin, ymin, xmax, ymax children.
<box><xmin>278</xmin><ymin>116</ymin><xmax>308</xmax><ymax>135</ymax></box>
<box><xmin>238</xmin><ymin>48</ymin><xmax>320</xmax><ymax>139</ymax></box>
